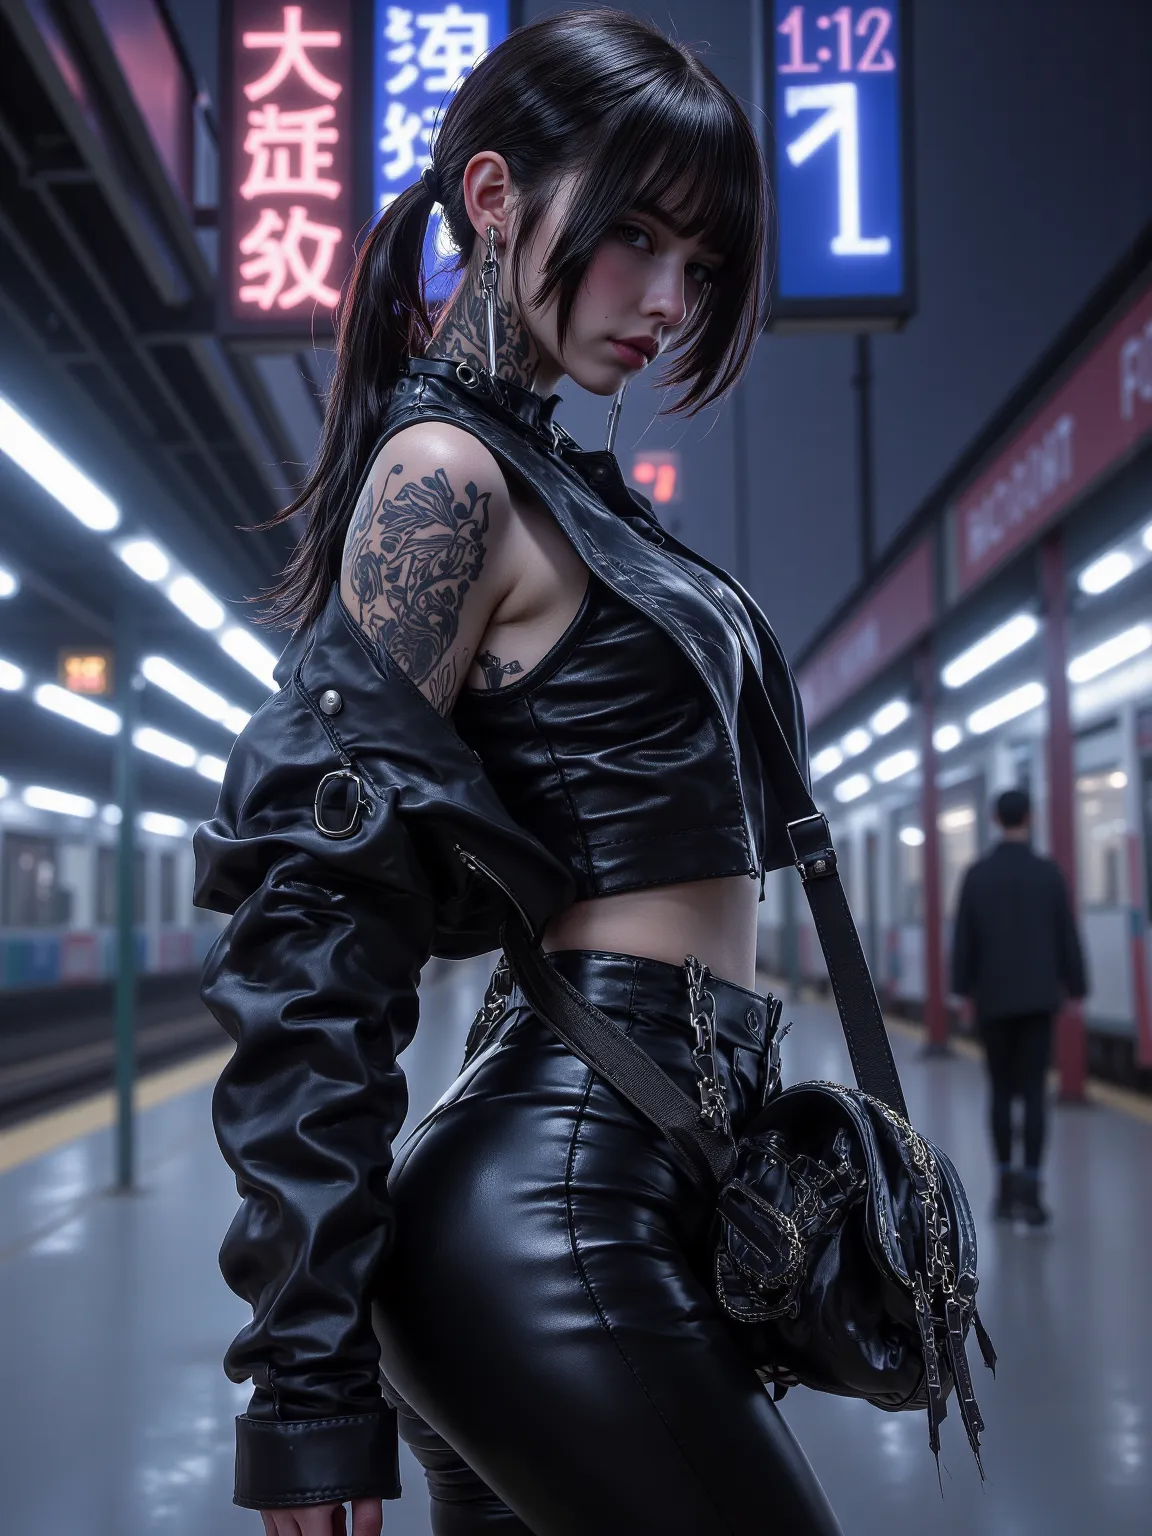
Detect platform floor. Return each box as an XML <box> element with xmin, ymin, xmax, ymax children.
<box><xmin>1</xmin><ymin>958</ymin><xmax>1149</xmax><ymax>1534</ymax></box>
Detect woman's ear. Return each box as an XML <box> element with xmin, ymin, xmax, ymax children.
<box><xmin>461</xmin><ymin>152</ymin><xmax>514</xmax><ymax>247</ymax></box>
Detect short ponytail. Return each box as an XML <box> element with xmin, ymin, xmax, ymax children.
<box><xmin>258</xmin><ymin>175</ymin><xmax>439</xmax><ymax>631</ymax></box>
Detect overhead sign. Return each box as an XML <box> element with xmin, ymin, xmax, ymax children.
<box><xmin>373</xmin><ymin>1</ymin><xmax>511</xmax><ymax>294</ymax></box>
<box><xmin>955</xmin><ymin>277</ymin><xmax>1152</xmax><ymax>594</ymax></box>
<box><xmin>221</xmin><ymin>1</ymin><xmax>356</xmax><ymax>336</ymax></box>
<box><xmin>765</xmin><ymin>1</ymin><xmax>914</xmax><ymax>329</ymax></box>
<box><xmin>797</xmin><ymin>537</ymin><xmax>933</xmax><ymax>727</ymax></box>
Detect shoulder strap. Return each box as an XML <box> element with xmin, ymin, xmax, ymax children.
<box><xmin>739</xmin><ymin>683</ymin><xmax>909</xmax><ymax>1119</ymax></box>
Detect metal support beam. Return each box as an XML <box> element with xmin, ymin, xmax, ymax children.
<box><xmin>917</xmin><ymin>640</ymin><xmax>950</xmax><ymax>1052</ymax></box>
<box><xmin>1041</xmin><ymin>531</ymin><xmax>1087</xmax><ymax>1102</ymax></box>
<box><xmin>113</xmin><ymin>601</ymin><xmax>140</xmax><ymax>1190</ymax></box>
<box><xmin>853</xmin><ymin>334</ymin><xmax>876</xmax><ymax>582</ymax></box>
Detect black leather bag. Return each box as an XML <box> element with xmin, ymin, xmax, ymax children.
<box><xmin>501</xmin><ymin>685</ymin><xmax>997</xmax><ymax>1479</ymax></box>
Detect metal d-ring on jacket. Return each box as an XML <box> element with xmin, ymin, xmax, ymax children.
<box><xmin>192</xmin><ymin>357</ymin><xmax>811</xmax><ymax>1510</ymax></box>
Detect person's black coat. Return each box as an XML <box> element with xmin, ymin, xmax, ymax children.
<box><xmin>951</xmin><ymin>840</ymin><xmax>1087</xmax><ymax>1020</ymax></box>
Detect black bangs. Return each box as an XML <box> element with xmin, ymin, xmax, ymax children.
<box><xmin>517</xmin><ymin>51</ymin><xmax>768</xmax><ymax>415</ymax></box>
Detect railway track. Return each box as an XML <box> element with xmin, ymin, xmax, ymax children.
<box><xmin>0</xmin><ymin>1011</ymin><xmax>226</xmax><ymax>1130</ymax></box>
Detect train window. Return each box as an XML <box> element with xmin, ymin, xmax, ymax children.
<box><xmin>894</xmin><ymin>819</ymin><xmax>924</xmax><ymax>924</ymax></box>
<box><xmin>159</xmin><ymin>851</ymin><xmax>178</xmax><ymax>925</ymax></box>
<box><xmin>2</xmin><ymin>834</ymin><xmax>65</xmax><ymax>927</ymax></box>
<box><xmin>95</xmin><ymin>846</ymin><xmax>148</xmax><ymax>923</ymax></box>
<box><xmin>1075</xmin><ymin>769</ymin><xmax>1128</xmax><ymax>909</ymax></box>
<box><xmin>938</xmin><ymin>803</ymin><xmax>979</xmax><ymax>918</ymax></box>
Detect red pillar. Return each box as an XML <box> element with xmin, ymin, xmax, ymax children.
<box><xmin>917</xmin><ymin>640</ymin><xmax>949</xmax><ymax>1050</ymax></box>
<box><xmin>1041</xmin><ymin>531</ymin><xmax>1087</xmax><ymax>1102</ymax></box>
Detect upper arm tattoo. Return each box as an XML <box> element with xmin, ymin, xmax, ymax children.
<box><xmin>344</xmin><ymin>460</ymin><xmax>492</xmax><ymax>713</ymax></box>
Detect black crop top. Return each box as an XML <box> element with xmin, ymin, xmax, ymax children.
<box><xmin>453</xmin><ymin>573</ymin><xmax>768</xmax><ymax>902</ymax></box>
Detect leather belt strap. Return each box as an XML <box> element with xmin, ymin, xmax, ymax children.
<box><xmin>502</xmin><ymin>919</ymin><xmax>735</xmax><ymax>1191</ymax></box>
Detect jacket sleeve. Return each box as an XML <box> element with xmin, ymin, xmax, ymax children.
<box><xmin>202</xmin><ymin>837</ymin><xmax>432</xmax><ymax>1508</ymax></box>
<box><xmin>1051</xmin><ymin>863</ymin><xmax>1088</xmax><ymax>1001</ymax></box>
<box><xmin>950</xmin><ymin>868</ymin><xmax>977</xmax><ymax>998</ymax></box>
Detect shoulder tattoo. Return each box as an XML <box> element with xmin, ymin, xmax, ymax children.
<box><xmin>345</xmin><ymin>461</ymin><xmax>491</xmax><ymax>711</ymax></box>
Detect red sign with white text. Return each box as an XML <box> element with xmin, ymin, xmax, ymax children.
<box><xmin>797</xmin><ymin>538</ymin><xmax>933</xmax><ymax>727</ymax></box>
<box><xmin>955</xmin><ymin>277</ymin><xmax>1152</xmax><ymax>592</ymax></box>
<box><xmin>221</xmin><ymin>1</ymin><xmax>355</xmax><ymax>334</ymax></box>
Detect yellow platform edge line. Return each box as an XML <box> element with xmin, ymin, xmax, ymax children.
<box><xmin>0</xmin><ymin>1045</ymin><xmax>233</xmax><ymax>1177</ymax></box>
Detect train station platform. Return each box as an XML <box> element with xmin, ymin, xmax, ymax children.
<box><xmin>1</xmin><ymin>958</ymin><xmax>1148</xmax><ymax>1535</ymax></box>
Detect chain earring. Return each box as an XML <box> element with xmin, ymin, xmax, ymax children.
<box><xmin>605</xmin><ymin>381</ymin><xmax>628</xmax><ymax>455</ymax></box>
<box><xmin>480</xmin><ymin>225</ymin><xmax>500</xmax><ymax>377</ymax></box>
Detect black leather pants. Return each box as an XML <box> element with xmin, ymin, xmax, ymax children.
<box><xmin>374</xmin><ymin>950</ymin><xmax>842</xmax><ymax>1536</ymax></box>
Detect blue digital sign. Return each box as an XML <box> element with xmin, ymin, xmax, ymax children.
<box><xmin>768</xmin><ymin>1</ymin><xmax>913</xmax><ymax>326</ymax></box>
<box><xmin>372</xmin><ymin>2</ymin><xmax>511</xmax><ymax>295</ymax></box>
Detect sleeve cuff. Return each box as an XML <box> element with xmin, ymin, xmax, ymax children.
<box><xmin>234</xmin><ymin>1409</ymin><xmax>401</xmax><ymax>1509</ymax></box>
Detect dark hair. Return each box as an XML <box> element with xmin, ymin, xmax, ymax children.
<box><xmin>262</xmin><ymin>7</ymin><xmax>769</xmax><ymax>631</ymax></box>
<box><xmin>995</xmin><ymin>788</ymin><xmax>1031</xmax><ymax>829</ymax></box>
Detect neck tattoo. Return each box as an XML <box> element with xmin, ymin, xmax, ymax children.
<box><xmin>426</xmin><ymin>257</ymin><xmax>541</xmax><ymax>392</ymax></box>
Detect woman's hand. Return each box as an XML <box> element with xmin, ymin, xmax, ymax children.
<box><xmin>260</xmin><ymin>1498</ymin><xmax>383</xmax><ymax>1536</ymax></box>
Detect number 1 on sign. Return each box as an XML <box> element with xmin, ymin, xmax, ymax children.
<box><xmin>784</xmin><ymin>83</ymin><xmax>890</xmax><ymax>257</ymax></box>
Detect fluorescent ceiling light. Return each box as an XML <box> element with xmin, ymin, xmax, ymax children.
<box><xmin>1108</xmin><ymin>770</ymin><xmax>1128</xmax><ymax>789</ymax></box>
<box><xmin>133</xmin><ymin>726</ymin><xmax>198</xmax><ymax>767</ymax></box>
<box><xmin>942</xmin><ymin>613</ymin><xmax>1039</xmax><ymax>689</ymax></box>
<box><xmin>0</xmin><ymin>564</ymin><xmax>18</xmax><ymax>598</ymax></box>
<box><xmin>811</xmin><ymin>745</ymin><xmax>844</xmax><ymax>780</ymax></box>
<box><xmin>870</xmin><ymin>699</ymin><xmax>910</xmax><ymax>736</ymax></box>
<box><xmin>0</xmin><ymin>657</ymin><xmax>25</xmax><ymax>691</ymax></box>
<box><xmin>34</xmin><ymin>682</ymin><xmax>121</xmax><ymax>735</ymax></box>
<box><xmin>899</xmin><ymin>826</ymin><xmax>925</xmax><ymax>847</ymax></box>
<box><xmin>224</xmin><ymin>705</ymin><xmax>251</xmax><ymax>734</ymax></box>
<box><xmin>142</xmin><ymin>655</ymin><xmax>233</xmax><ymax>725</ymax></box>
<box><xmin>933</xmin><ymin>723</ymin><xmax>963</xmax><ymax>753</ymax></box>
<box><xmin>117</xmin><ymin>539</ymin><xmax>170</xmax><ymax>582</ymax></box>
<box><xmin>0</xmin><ymin>775</ymin><xmax>7</xmax><ymax>798</ymax></box>
<box><xmin>1144</xmin><ymin>524</ymin><xmax>1152</xmax><ymax>552</ymax></box>
<box><xmin>138</xmin><ymin>811</ymin><xmax>187</xmax><ymax>837</ymax></box>
<box><xmin>1077</xmin><ymin>550</ymin><xmax>1133</xmax><ymax>596</ymax></box>
<box><xmin>167</xmin><ymin>575</ymin><xmax>225</xmax><ymax>630</ymax></box>
<box><xmin>196</xmin><ymin>754</ymin><xmax>228</xmax><ymax>782</ymax></box>
<box><xmin>23</xmin><ymin>785</ymin><xmax>97</xmax><ymax>818</ymax></box>
<box><xmin>101</xmin><ymin>804</ymin><xmax>123</xmax><ymax>825</ymax></box>
<box><xmin>966</xmin><ymin>681</ymin><xmax>1046</xmax><ymax>735</ymax></box>
<box><xmin>1067</xmin><ymin>624</ymin><xmax>1152</xmax><ymax>684</ymax></box>
<box><xmin>0</xmin><ymin>395</ymin><xmax>119</xmax><ymax>531</ymax></box>
<box><xmin>874</xmin><ymin>748</ymin><xmax>919</xmax><ymax>783</ymax></box>
<box><xmin>219</xmin><ymin>626</ymin><xmax>278</xmax><ymax>689</ymax></box>
<box><xmin>834</xmin><ymin>772</ymin><xmax>871</xmax><ymax>803</ymax></box>
<box><xmin>842</xmin><ymin>727</ymin><xmax>872</xmax><ymax>757</ymax></box>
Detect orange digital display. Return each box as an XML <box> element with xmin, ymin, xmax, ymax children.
<box><xmin>631</xmin><ymin>451</ymin><xmax>681</xmax><ymax>505</ymax></box>
<box><xmin>222</xmin><ymin>1</ymin><xmax>355</xmax><ymax>335</ymax></box>
<box><xmin>60</xmin><ymin>652</ymin><xmax>113</xmax><ymax>696</ymax></box>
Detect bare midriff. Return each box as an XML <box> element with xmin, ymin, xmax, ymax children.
<box><xmin>541</xmin><ymin>872</ymin><xmax>761</xmax><ymax>992</ymax></box>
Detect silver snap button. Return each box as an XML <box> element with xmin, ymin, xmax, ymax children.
<box><xmin>319</xmin><ymin>688</ymin><xmax>343</xmax><ymax>716</ymax></box>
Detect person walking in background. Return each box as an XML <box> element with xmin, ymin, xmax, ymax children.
<box><xmin>951</xmin><ymin>788</ymin><xmax>1087</xmax><ymax>1228</ymax></box>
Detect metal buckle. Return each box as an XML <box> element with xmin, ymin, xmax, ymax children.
<box><xmin>786</xmin><ymin>812</ymin><xmax>837</xmax><ymax>883</ymax></box>
<box><xmin>313</xmin><ymin>769</ymin><xmax>370</xmax><ymax>839</ymax></box>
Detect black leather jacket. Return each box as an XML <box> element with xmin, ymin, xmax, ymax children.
<box><xmin>193</xmin><ymin>359</ymin><xmax>810</xmax><ymax>1509</ymax></box>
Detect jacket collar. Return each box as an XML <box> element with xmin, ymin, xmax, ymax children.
<box><xmin>402</xmin><ymin>357</ymin><xmax>564</xmax><ymax>446</ymax></box>
<box><xmin>399</xmin><ymin>356</ymin><xmax>664</xmax><ymax>536</ymax></box>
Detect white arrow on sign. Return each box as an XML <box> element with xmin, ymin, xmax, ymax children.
<box><xmin>785</xmin><ymin>83</ymin><xmax>891</xmax><ymax>258</ymax></box>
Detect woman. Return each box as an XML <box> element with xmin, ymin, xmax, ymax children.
<box><xmin>195</xmin><ymin>10</ymin><xmax>842</xmax><ymax>1534</ymax></box>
